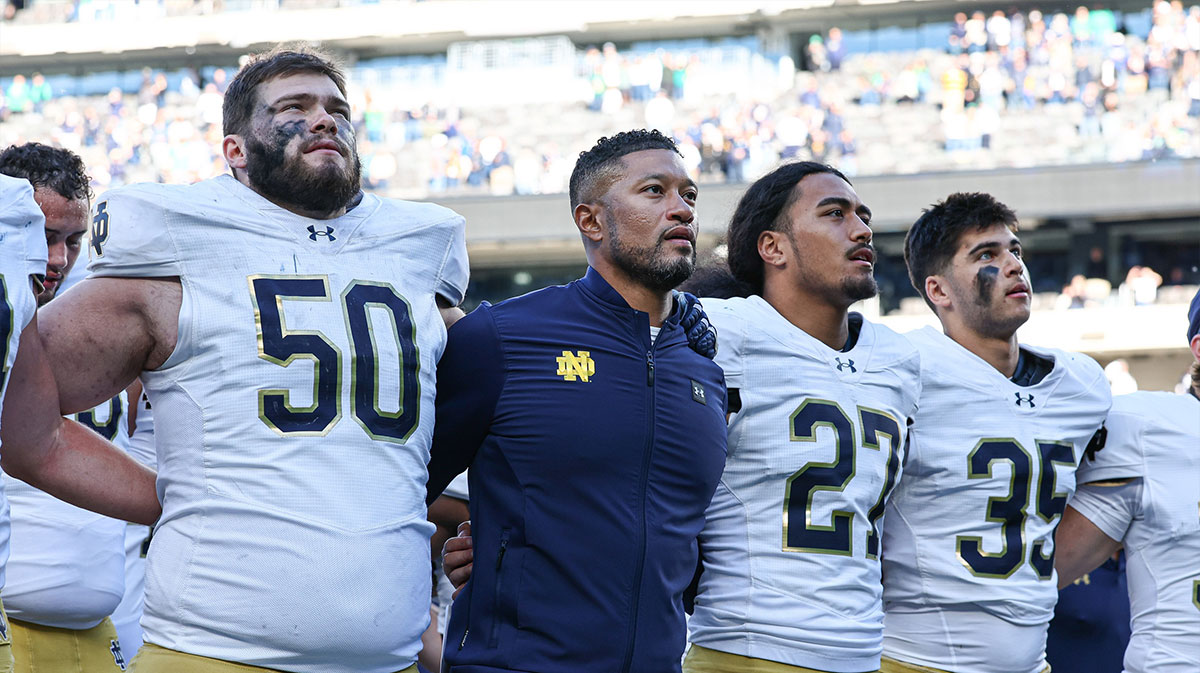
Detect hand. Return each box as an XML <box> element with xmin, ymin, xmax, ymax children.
<box><xmin>675</xmin><ymin>291</ymin><xmax>717</xmax><ymax>359</ymax></box>
<box><xmin>442</xmin><ymin>520</ymin><xmax>474</xmax><ymax>598</ymax></box>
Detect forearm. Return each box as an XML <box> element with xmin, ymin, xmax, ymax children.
<box><xmin>1054</xmin><ymin>505</ymin><xmax>1121</xmax><ymax>588</ymax></box>
<box><xmin>5</xmin><ymin>419</ymin><xmax>159</xmax><ymax>525</ymax></box>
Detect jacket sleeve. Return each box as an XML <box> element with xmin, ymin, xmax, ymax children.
<box><xmin>426</xmin><ymin>303</ymin><xmax>504</xmax><ymax>504</ymax></box>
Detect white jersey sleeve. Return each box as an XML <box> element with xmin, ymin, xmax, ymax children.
<box><xmin>882</xmin><ymin>327</ymin><xmax>1111</xmax><ymax>673</ymax></box>
<box><xmin>0</xmin><ymin>174</ymin><xmax>48</xmax><ymax>593</ymax></box>
<box><xmin>99</xmin><ymin>176</ymin><xmax>468</xmax><ymax>672</ymax></box>
<box><xmin>87</xmin><ymin>183</ymin><xmax>181</xmax><ymax>278</ymax></box>
<box><xmin>2</xmin><ymin>392</ymin><xmax>130</xmax><ymax>629</ymax></box>
<box><xmin>691</xmin><ymin>298</ymin><xmax>921</xmax><ymax>672</ymax></box>
<box><xmin>1070</xmin><ymin>391</ymin><xmax>1200</xmax><ymax>673</ymax></box>
<box><xmin>1075</xmin><ymin>392</ymin><xmax>1147</xmax><ymax>484</ymax></box>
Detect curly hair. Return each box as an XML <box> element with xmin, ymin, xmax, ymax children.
<box><xmin>0</xmin><ymin>142</ymin><xmax>92</xmax><ymax>202</ymax></box>
<box><xmin>725</xmin><ymin>161</ymin><xmax>850</xmax><ymax>296</ymax></box>
<box><xmin>568</xmin><ymin>129</ymin><xmax>680</xmax><ymax>209</ymax></box>
<box><xmin>903</xmin><ymin>192</ymin><xmax>1019</xmax><ymax>310</ymax></box>
<box><xmin>222</xmin><ymin>46</ymin><xmax>347</xmax><ymax>137</ymax></box>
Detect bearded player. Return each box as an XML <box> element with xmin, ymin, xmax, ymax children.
<box><xmin>685</xmin><ymin>162</ymin><xmax>921</xmax><ymax>673</ymax></box>
<box><xmin>35</xmin><ymin>47</ymin><xmax>468</xmax><ymax>673</ymax></box>
<box><xmin>1052</xmin><ymin>288</ymin><xmax>1200</xmax><ymax>672</ymax></box>
<box><xmin>880</xmin><ymin>193</ymin><xmax>1110</xmax><ymax>673</ymax></box>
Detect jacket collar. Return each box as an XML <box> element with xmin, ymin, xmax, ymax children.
<box><xmin>579</xmin><ymin>266</ymin><xmax>683</xmax><ymax>326</ymax></box>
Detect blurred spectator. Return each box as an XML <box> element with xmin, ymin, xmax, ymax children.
<box><xmin>1122</xmin><ymin>265</ymin><xmax>1164</xmax><ymax>305</ymax></box>
<box><xmin>1104</xmin><ymin>359</ymin><xmax>1139</xmax><ymax>394</ymax></box>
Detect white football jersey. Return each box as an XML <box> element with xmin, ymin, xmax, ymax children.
<box><xmin>1071</xmin><ymin>391</ymin><xmax>1200</xmax><ymax>673</ymax></box>
<box><xmin>0</xmin><ymin>174</ymin><xmax>49</xmax><ymax>593</ymax></box>
<box><xmin>882</xmin><ymin>326</ymin><xmax>1111</xmax><ymax>673</ymax></box>
<box><xmin>2</xmin><ymin>392</ymin><xmax>129</xmax><ymax>629</ymax></box>
<box><xmin>689</xmin><ymin>297</ymin><xmax>921</xmax><ymax>673</ymax></box>
<box><xmin>111</xmin><ymin>386</ymin><xmax>154</xmax><ymax>654</ymax></box>
<box><xmin>88</xmin><ymin>174</ymin><xmax>468</xmax><ymax>672</ymax></box>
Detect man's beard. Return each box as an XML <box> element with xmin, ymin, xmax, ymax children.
<box><xmin>244</xmin><ymin>133</ymin><xmax>362</xmax><ymax>216</ymax></box>
<box><xmin>608</xmin><ymin>223</ymin><xmax>696</xmax><ymax>294</ymax></box>
<box><xmin>790</xmin><ymin>236</ymin><xmax>877</xmax><ymax>307</ymax></box>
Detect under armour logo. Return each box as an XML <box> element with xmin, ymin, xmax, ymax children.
<box><xmin>556</xmin><ymin>350</ymin><xmax>595</xmax><ymax>382</ymax></box>
<box><xmin>691</xmin><ymin>379</ymin><xmax>707</xmax><ymax>404</ymax></box>
<box><xmin>307</xmin><ymin>224</ymin><xmax>336</xmax><ymax>241</ymax></box>
<box><xmin>1015</xmin><ymin>392</ymin><xmax>1036</xmax><ymax>407</ymax></box>
<box><xmin>111</xmin><ymin>640</ymin><xmax>127</xmax><ymax>670</ymax></box>
<box><xmin>835</xmin><ymin>357</ymin><xmax>856</xmax><ymax>373</ymax></box>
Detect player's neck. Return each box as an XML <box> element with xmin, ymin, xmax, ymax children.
<box><xmin>235</xmin><ymin>171</ymin><xmax>347</xmax><ymax>220</ymax></box>
<box><xmin>943</xmin><ymin>321</ymin><xmax>1020</xmax><ymax>377</ymax></box>
<box><xmin>590</xmin><ymin>260</ymin><xmax>672</xmax><ymax>327</ymax></box>
<box><xmin>763</xmin><ymin>285</ymin><xmax>850</xmax><ymax>350</ymax></box>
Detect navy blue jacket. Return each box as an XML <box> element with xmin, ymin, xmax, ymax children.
<box><xmin>428</xmin><ymin>268</ymin><xmax>728</xmax><ymax>673</ymax></box>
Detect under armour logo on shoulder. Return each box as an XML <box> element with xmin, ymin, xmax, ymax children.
<box><xmin>1014</xmin><ymin>392</ymin><xmax>1036</xmax><ymax>407</ymax></box>
<box><xmin>111</xmin><ymin>640</ymin><xmax>126</xmax><ymax>670</ymax></box>
<box><xmin>835</xmin><ymin>357</ymin><xmax>856</xmax><ymax>373</ymax></box>
<box><xmin>307</xmin><ymin>224</ymin><xmax>336</xmax><ymax>241</ymax></box>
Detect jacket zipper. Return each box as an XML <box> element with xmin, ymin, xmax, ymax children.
<box><xmin>621</xmin><ymin>341</ymin><xmax>658</xmax><ymax>672</ymax></box>
<box><xmin>489</xmin><ymin>533</ymin><xmax>510</xmax><ymax>646</ymax></box>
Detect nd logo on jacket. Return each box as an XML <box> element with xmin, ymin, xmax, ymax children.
<box><xmin>556</xmin><ymin>350</ymin><xmax>595</xmax><ymax>382</ymax></box>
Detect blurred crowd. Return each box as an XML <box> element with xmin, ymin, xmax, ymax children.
<box><xmin>1</xmin><ymin>2</ymin><xmax>1199</xmax><ymax>199</ymax></box>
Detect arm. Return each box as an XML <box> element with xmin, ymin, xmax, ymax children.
<box><xmin>39</xmin><ymin>276</ymin><xmax>180</xmax><ymax>414</ymax></box>
<box><xmin>425</xmin><ymin>305</ymin><xmax>504</xmax><ymax>503</ymax></box>
<box><xmin>1</xmin><ymin>314</ymin><xmax>159</xmax><ymax>525</ymax></box>
<box><xmin>437</xmin><ymin>294</ymin><xmax>465</xmax><ymax>330</ymax></box>
<box><xmin>1054</xmin><ymin>504</ymin><xmax>1123</xmax><ymax>588</ymax></box>
<box><xmin>429</xmin><ymin>494</ymin><xmax>470</xmax><ymax>563</ymax></box>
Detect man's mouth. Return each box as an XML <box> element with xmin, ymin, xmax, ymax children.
<box><xmin>848</xmin><ymin>245</ymin><xmax>875</xmax><ymax>267</ymax></box>
<box><xmin>663</xmin><ymin>226</ymin><xmax>696</xmax><ymax>246</ymax></box>
<box><xmin>304</xmin><ymin>140</ymin><xmax>344</xmax><ymax>156</ymax></box>
<box><xmin>1006</xmin><ymin>282</ymin><xmax>1030</xmax><ymax>298</ymax></box>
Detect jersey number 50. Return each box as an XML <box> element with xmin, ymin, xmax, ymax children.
<box><xmin>249</xmin><ymin>275</ymin><xmax>420</xmax><ymax>443</ymax></box>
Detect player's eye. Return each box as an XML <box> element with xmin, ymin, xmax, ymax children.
<box><xmin>644</xmin><ymin>185</ymin><xmax>664</xmax><ymax>194</ymax></box>
<box><xmin>979</xmin><ymin>251</ymin><xmax>994</xmax><ymax>261</ymax></box>
<box><xmin>1011</xmin><ymin>248</ymin><xmax>1023</xmax><ymax>259</ymax></box>
<box><xmin>827</xmin><ymin>209</ymin><xmax>843</xmax><ymax>218</ymax></box>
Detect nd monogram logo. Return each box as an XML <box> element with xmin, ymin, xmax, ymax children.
<box><xmin>556</xmin><ymin>350</ymin><xmax>595</xmax><ymax>382</ymax></box>
<box><xmin>835</xmin><ymin>357</ymin><xmax>856</xmax><ymax>373</ymax></box>
<box><xmin>90</xmin><ymin>201</ymin><xmax>110</xmax><ymax>257</ymax></box>
<box><xmin>307</xmin><ymin>224</ymin><xmax>336</xmax><ymax>241</ymax></box>
<box><xmin>1014</xmin><ymin>392</ymin><xmax>1036</xmax><ymax>407</ymax></box>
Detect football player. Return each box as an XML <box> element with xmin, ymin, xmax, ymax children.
<box><xmin>0</xmin><ymin>143</ymin><xmax>129</xmax><ymax>672</ymax></box>
<box><xmin>35</xmin><ymin>48</ymin><xmax>468</xmax><ymax>673</ymax></box>
<box><xmin>685</xmin><ymin>161</ymin><xmax>921</xmax><ymax>673</ymax></box>
<box><xmin>0</xmin><ymin>174</ymin><xmax>159</xmax><ymax>673</ymax></box>
<box><xmin>880</xmin><ymin>193</ymin><xmax>1111</xmax><ymax>673</ymax></box>
<box><xmin>1052</xmin><ymin>288</ymin><xmax>1200</xmax><ymax>672</ymax></box>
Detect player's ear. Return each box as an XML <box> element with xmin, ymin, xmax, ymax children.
<box><xmin>223</xmin><ymin>135</ymin><xmax>249</xmax><ymax>173</ymax></box>
<box><xmin>757</xmin><ymin>229</ymin><xmax>788</xmax><ymax>269</ymax></box>
<box><xmin>574</xmin><ymin>202</ymin><xmax>604</xmax><ymax>244</ymax></box>
<box><xmin>1189</xmin><ymin>334</ymin><xmax>1200</xmax><ymax>362</ymax></box>
<box><xmin>925</xmin><ymin>274</ymin><xmax>952</xmax><ymax>310</ymax></box>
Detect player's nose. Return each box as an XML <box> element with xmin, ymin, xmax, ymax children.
<box><xmin>46</xmin><ymin>242</ymin><xmax>68</xmax><ymax>270</ymax></box>
<box><xmin>309</xmin><ymin>107</ymin><xmax>339</xmax><ymax>134</ymax></box>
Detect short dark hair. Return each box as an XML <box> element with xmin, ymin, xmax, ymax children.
<box><xmin>725</xmin><ymin>161</ymin><xmax>850</xmax><ymax>295</ymax></box>
<box><xmin>904</xmin><ymin>192</ymin><xmax>1019</xmax><ymax>309</ymax></box>
<box><xmin>222</xmin><ymin>47</ymin><xmax>348</xmax><ymax>137</ymax></box>
<box><xmin>568</xmin><ymin>129</ymin><xmax>680</xmax><ymax>209</ymax></box>
<box><xmin>0</xmin><ymin>142</ymin><xmax>92</xmax><ymax>202</ymax></box>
